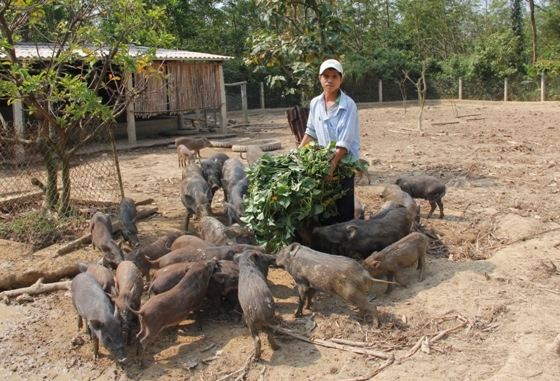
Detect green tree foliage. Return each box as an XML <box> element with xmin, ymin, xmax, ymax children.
<box><xmin>0</xmin><ymin>0</ymin><xmax>173</xmax><ymax>217</ymax></box>
<box><xmin>538</xmin><ymin>1</ymin><xmax>560</xmax><ymax>61</ymax></box>
<box><xmin>467</xmin><ymin>30</ymin><xmax>522</xmax><ymax>78</ymax></box>
<box><xmin>244</xmin><ymin>0</ymin><xmax>348</xmax><ymax>103</ymax></box>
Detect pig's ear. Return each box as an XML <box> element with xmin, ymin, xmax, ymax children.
<box><xmin>250</xmin><ymin>251</ymin><xmax>260</xmax><ymax>263</ymax></box>
<box><xmin>233</xmin><ymin>253</ymin><xmax>242</xmax><ymax>263</ymax></box>
<box><xmin>77</xmin><ymin>263</ymin><xmax>88</xmax><ymax>273</ymax></box>
<box><xmin>116</xmin><ymin>239</ymin><xmax>123</xmax><ymax>248</ymax></box>
<box><xmin>90</xmin><ymin>319</ymin><xmax>104</xmax><ymax>330</ymax></box>
<box><xmin>346</xmin><ymin>225</ymin><xmax>358</xmax><ymax>239</ymax></box>
<box><xmin>371</xmin><ymin>261</ymin><xmax>382</xmax><ymax>269</ymax></box>
<box><xmin>289</xmin><ymin>243</ymin><xmax>300</xmax><ymax>256</ymax></box>
<box><xmin>183</xmin><ymin>264</ymin><xmax>192</xmax><ymax>273</ymax></box>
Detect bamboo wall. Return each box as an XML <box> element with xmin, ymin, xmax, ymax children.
<box><xmin>133</xmin><ymin>62</ymin><xmax>223</xmax><ymax>118</ymax></box>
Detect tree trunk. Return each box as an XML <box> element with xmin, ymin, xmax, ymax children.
<box><xmin>528</xmin><ymin>0</ymin><xmax>537</xmax><ymax>64</ymax></box>
<box><xmin>39</xmin><ymin>142</ymin><xmax>59</xmax><ymax>210</ymax></box>
<box><xmin>417</xmin><ymin>64</ymin><xmax>427</xmax><ymax>131</ymax></box>
<box><xmin>58</xmin><ymin>153</ymin><xmax>71</xmax><ymax>218</ymax></box>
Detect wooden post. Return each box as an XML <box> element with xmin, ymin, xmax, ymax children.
<box><xmin>378</xmin><ymin>79</ymin><xmax>383</xmax><ymax>103</ymax></box>
<box><xmin>126</xmin><ymin>75</ymin><xmax>137</xmax><ymax>145</ymax></box>
<box><xmin>459</xmin><ymin>77</ymin><xmax>463</xmax><ymax>100</ymax></box>
<box><xmin>241</xmin><ymin>82</ymin><xmax>249</xmax><ymax>123</ymax></box>
<box><xmin>260</xmin><ymin>82</ymin><xmax>265</xmax><ymax>109</ymax></box>
<box><xmin>541</xmin><ymin>72</ymin><xmax>546</xmax><ymax>102</ymax></box>
<box><xmin>504</xmin><ymin>77</ymin><xmax>509</xmax><ymax>102</ymax></box>
<box><xmin>218</xmin><ymin>64</ymin><xmax>227</xmax><ymax>134</ymax></box>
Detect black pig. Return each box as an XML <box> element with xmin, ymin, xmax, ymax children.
<box><xmin>312</xmin><ymin>205</ymin><xmax>413</xmax><ymax>259</ymax></box>
<box><xmin>393</xmin><ymin>175</ymin><xmax>447</xmax><ymax>218</ymax></box>
<box><xmin>118</xmin><ymin>197</ymin><xmax>140</xmax><ymax>247</ymax></box>
<box><xmin>71</xmin><ymin>273</ymin><xmax>127</xmax><ymax>362</ymax></box>
<box><xmin>236</xmin><ymin>250</ymin><xmax>279</xmax><ymax>359</ymax></box>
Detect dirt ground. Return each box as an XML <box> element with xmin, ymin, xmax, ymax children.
<box><xmin>1</xmin><ymin>100</ymin><xmax>559</xmax><ymax>380</ymax></box>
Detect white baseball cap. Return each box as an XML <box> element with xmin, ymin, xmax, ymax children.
<box><xmin>319</xmin><ymin>59</ymin><xmax>343</xmax><ymax>76</ymax></box>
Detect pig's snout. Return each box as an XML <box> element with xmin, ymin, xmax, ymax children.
<box><xmin>116</xmin><ymin>351</ymin><xmax>128</xmax><ymax>363</ymax></box>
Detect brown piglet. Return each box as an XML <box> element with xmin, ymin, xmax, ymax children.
<box><xmin>363</xmin><ymin>232</ymin><xmax>428</xmax><ymax>294</ymax></box>
<box><xmin>124</xmin><ymin>260</ymin><xmax>217</xmax><ymax>367</ymax></box>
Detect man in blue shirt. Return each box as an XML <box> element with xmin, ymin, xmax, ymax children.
<box><xmin>298</xmin><ymin>59</ymin><xmax>360</xmax><ymax>224</ymax></box>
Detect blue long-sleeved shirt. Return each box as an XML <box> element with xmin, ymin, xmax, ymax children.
<box><xmin>304</xmin><ymin>91</ymin><xmax>360</xmax><ymax>159</ymax></box>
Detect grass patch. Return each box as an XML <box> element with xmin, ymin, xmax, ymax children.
<box><xmin>0</xmin><ymin>209</ymin><xmax>89</xmax><ymax>250</ymax></box>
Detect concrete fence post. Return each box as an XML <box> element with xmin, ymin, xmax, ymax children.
<box><xmin>541</xmin><ymin>73</ymin><xmax>546</xmax><ymax>102</ymax></box>
<box><xmin>260</xmin><ymin>82</ymin><xmax>265</xmax><ymax>109</ymax></box>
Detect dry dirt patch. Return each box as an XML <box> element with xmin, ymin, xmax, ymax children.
<box><xmin>0</xmin><ymin>101</ymin><xmax>559</xmax><ymax>380</ymax></box>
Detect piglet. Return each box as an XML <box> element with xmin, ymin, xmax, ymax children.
<box><xmin>174</xmin><ymin>136</ymin><xmax>213</xmax><ymax>159</ymax></box>
<box><xmin>363</xmin><ymin>232</ymin><xmax>428</xmax><ymax>294</ymax></box>
<box><xmin>221</xmin><ymin>158</ymin><xmax>249</xmax><ymax>225</ymax></box>
<box><xmin>119</xmin><ymin>197</ymin><xmax>140</xmax><ymax>247</ymax></box>
<box><xmin>139</xmin><ymin>231</ymin><xmax>182</xmax><ymax>260</ymax></box>
<box><xmin>236</xmin><ymin>250</ymin><xmax>279</xmax><ymax>359</ymax></box>
<box><xmin>181</xmin><ymin>164</ymin><xmax>213</xmax><ymax>231</ymax></box>
<box><xmin>177</xmin><ymin>144</ymin><xmax>197</xmax><ymax>166</ymax></box>
<box><xmin>113</xmin><ymin>261</ymin><xmax>144</xmax><ymax>343</ymax></box>
<box><xmin>381</xmin><ymin>184</ymin><xmax>420</xmax><ymax>222</ymax></box>
<box><xmin>240</xmin><ymin>145</ymin><xmax>265</xmax><ymax>166</ymax></box>
<box><xmin>90</xmin><ymin>211</ymin><xmax>123</xmax><ymax>269</ymax></box>
<box><xmin>393</xmin><ymin>175</ymin><xmax>447</xmax><ymax>218</ymax></box>
<box><xmin>71</xmin><ymin>273</ymin><xmax>127</xmax><ymax>362</ymax></box>
<box><xmin>276</xmin><ymin>243</ymin><xmax>384</xmax><ymax>327</ymax></box>
<box><xmin>206</xmin><ymin>260</ymin><xmax>240</xmax><ymax>314</ymax></box>
<box><xmin>148</xmin><ymin>262</ymin><xmax>193</xmax><ymax>296</ymax></box>
<box><xmin>125</xmin><ymin>259</ymin><xmax>216</xmax><ymax>367</ymax></box>
<box><xmin>199</xmin><ymin>216</ymin><xmax>256</xmax><ymax>246</ymax></box>
<box><xmin>200</xmin><ymin>153</ymin><xmax>230</xmax><ymax>194</ymax></box>
<box><xmin>170</xmin><ymin>234</ymin><xmax>214</xmax><ymax>251</ymax></box>
<box><xmin>77</xmin><ymin>262</ymin><xmax>115</xmax><ymax>293</ymax></box>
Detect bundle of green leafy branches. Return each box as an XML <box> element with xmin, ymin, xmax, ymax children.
<box><xmin>242</xmin><ymin>141</ymin><xmax>368</xmax><ymax>252</ymax></box>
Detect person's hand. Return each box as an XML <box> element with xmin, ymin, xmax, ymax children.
<box><xmin>326</xmin><ymin>160</ymin><xmax>336</xmax><ymax>182</ymax></box>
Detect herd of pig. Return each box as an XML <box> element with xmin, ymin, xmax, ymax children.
<box><xmin>71</xmin><ymin>135</ymin><xmax>447</xmax><ymax>366</ymax></box>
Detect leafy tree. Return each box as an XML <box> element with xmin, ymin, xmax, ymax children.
<box><xmin>538</xmin><ymin>1</ymin><xmax>560</xmax><ymax>60</ymax></box>
<box><xmin>510</xmin><ymin>0</ymin><xmax>526</xmax><ymax>60</ymax></box>
<box><xmin>0</xmin><ymin>0</ymin><xmax>173</xmax><ymax>218</ymax></box>
<box><xmin>245</xmin><ymin>0</ymin><xmax>348</xmax><ymax>103</ymax></box>
<box><xmin>467</xmin><ymin>30</ymin><xmax>521</xmax><ymax>78</ymax></box>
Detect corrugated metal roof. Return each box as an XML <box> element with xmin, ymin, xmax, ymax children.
<box><xmin>2</xmin><ymin>43</ymin><xmax>233</xmax><ymax>61</ymax></box>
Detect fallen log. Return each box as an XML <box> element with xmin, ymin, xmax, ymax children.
<box><xmin>0</xmin><ymin>278</ymin><xmax>71</xmax><ymax>299</ymax></box>
<box><xmin>55</xmin><ymin>206</ymin><xmax>158</xmax><ymax>257</ymax></box>
<box><xmin>0</xmin><ymin>263</ymin><xmax>81</xmax><ymax>292</ymax></box>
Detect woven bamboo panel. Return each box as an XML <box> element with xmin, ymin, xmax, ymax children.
<box><xmin>134</xmin><ymin>62</ymin><xmax>222</xmax><ymax>117</ymax></box>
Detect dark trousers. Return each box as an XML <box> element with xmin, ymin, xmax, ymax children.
<box><xmin>321</xmin><ymin>174</ymin><xmax>355</xmax><ymax>226</ymax></box>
